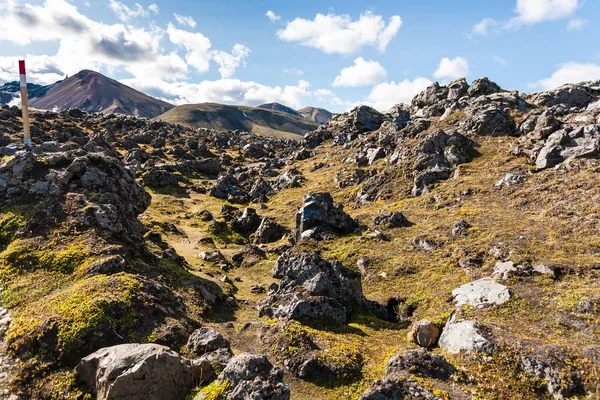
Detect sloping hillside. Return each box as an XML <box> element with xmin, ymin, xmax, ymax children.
<box><xmin>258</xmin><ymin>102</ymin><xmax>302</xmax><ymax>117</ymax></box>
<box><xmin>155</xmin><ymin>102</ymin><xmax>319</xmax><ymax>139</ymax></box>
<box><xmin>28</xmin><ymin>70</ymin><xmax>173</xmax><ymax>118</ymax></box>
<box><xmin>297</xmin><ymin>106</ymin><xmax>333</xmax><ymax>124</ymax></box>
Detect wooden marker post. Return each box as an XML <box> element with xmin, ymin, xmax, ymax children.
<box><xmin>19</xmin><ymin>60</ymin><xmax>31</xmax><ymax>148</ymax></box>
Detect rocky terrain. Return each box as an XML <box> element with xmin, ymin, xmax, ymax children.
<box><xmin>0</xmin><ymin>76</ymin><xmax>599</xmax><ymax>399</ymax></box>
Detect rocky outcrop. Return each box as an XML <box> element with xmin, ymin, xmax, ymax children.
<box><xmin>412</xmin><ymin>130</ymin><xmax>476</xmax><ymax>196</ymax></box>
<box><xmin>295</xmin><ymin>192</ymin><xmax>357</xmax><ymax>240</ymax></box>
<box><xmin>76</xmin><ymin>343</ymin><xmax>195</xmax><ymax>400</ymax></box>
<box><xmin>258</xmin><ymin>251</ymin><xmax>369</xmax><ymax>324</ymax></box>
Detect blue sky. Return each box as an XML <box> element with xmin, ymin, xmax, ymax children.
<box><xmin>0</xmin><ymin>0</ymin><xmax>598</xmax><ymax>112</ymax></box>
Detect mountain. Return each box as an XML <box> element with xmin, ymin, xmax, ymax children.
<box><xmin>297</xmin><ymin>106</ymin><xmax>333</xmax><ymax>124</ymax></box>
<box><xmin>258</xmin><ymin>102</ymin><xmax>301</xmax><ymax>117</ymax></box>
<box><xmin>155</xmin><ymin>102</ymin><xmax>319</xmax><ymax>139</ymax></box>
<box><xmin>27</xmin><ymin>70</ymin><xmax>173</xmax><ymax>118</ymax></box>
<box><xmin>0</xmin><ymin>81</ymin><xmax>49</xmax><ymax>105</ymax></box>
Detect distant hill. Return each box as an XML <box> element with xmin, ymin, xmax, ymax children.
<box><xmin>297</xmin><ymin>106</ymin><xmax>333</xmax><ymax>124</ymax></box>
<box><xmin>27</xmin><ymin>70</ymin><xmax>173</xmax><ymax>118</ymax></box>
<box><xmin>155</xmin><ymin>103</ymin><xmax>319</xmax><ymax>139</ymax></box>
<box><xmin>0</xmin><ymin>81</ymin><xmax>48</xmax><ymax>105</ymax></box>
<box><xmin>258</xmin><ymin>102</ymin><xmax>301</xmax><ymax>117</ymax></box>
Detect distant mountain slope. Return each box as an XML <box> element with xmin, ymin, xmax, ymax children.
<box><xmin>258</xmin><ymin>102</ymin><xmax>301</xmax><ymax>117</ymax></box>
<box><xmin>28</xmin><ymin>70</ymin><xmax>173</xmax><ymax>118</ymax></box>
<box><xmin>297</xmin><ymin>106</ymin><xmax>333</xmax><ymax>124</ymax></box>
<box><xmin>0</xmin><ymin>81</ymin><xmax>48</xmax><ymax>105</ymax></box>
<box><xmin>155</xmin><ymin>103</ymin><xmax>319</xmax><ymax>139</ymax></box>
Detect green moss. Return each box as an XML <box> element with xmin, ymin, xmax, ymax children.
<box><xmin>0</xmin><ymin>240</ymin><xmax>93</xmax><ymax>276</ymax></box>
<box><xmin>0</xmin><ymin>212</ymin><xmax>26</xmax><ymax>248</ymax></box>
<box><xmin>189</xmin><ymin>380</ymin><xmax>231</xmax><ymax>400</ymax></box>
<box><xmin>6</xmin><ymin>273</ymin><xmax>143</xmax><ymax>357</ymax></box>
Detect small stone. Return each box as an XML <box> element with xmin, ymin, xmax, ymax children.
<box><xmin>406</xmin><ymin>320</ymin><xmax>440</xmax><ymax>347</ymax></box>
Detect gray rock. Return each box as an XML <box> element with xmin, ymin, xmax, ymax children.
<box><xmin>295</xmin><ymin>192</ymin><xmax>357</xmax><ymax>241</ymax></box>
<box><xmin>495</xmin><ymin>172</ymin><xmax>526</xmax><ymax>188</ymax></box>
<box><xmin>460</xmin><ymin>103</ymin><xmax>515</xmax><ymax>136</ymax></box>
<box><xmin>373</xmin><ymin>212</ymin><xmax>411</xmax><ymax>228</ymax></box>
<box><xmin>467</xmin><ymin>77</ymin><xmax>501</xmax><ymax>97</ymax></box>
<box><xmin>76</xmin><ymin>343</ymin><xmax>194</xmax><ymax>400</ymax></box>
<box><xmin>253</xmin><ymin>217</ymin><xmax>288</xmax><ymax>244</ymax></box>
<box><xmin>452</xmin><ymin>277</ymin><xmax>510</xmax><ymax>308</ymax></box>
<box><xmin>519</xmin><ymin>345</ymin><xmax>583</xmax><ymax>399</ymax></box>
<box><xmin>386</xmin><ymin>348</ymin><xmax>455</xmax><ymax>380</ymax></box>
<box><xmin>214</xmin><ymin>353</ymin><xmax>290</xmax><ymax>400</ymax></box>
<box><xmin>439</xmin><ymin>317</ymin><xmax>495</xmax><ymax>354</ymax></box>
<box><xmin>359</xmin><ymin>377</ymin><xmax>440</xmax><ymax>400</ymax></box>
<box><xmin>187</xmin><ymin>327</ymin><xmax>230</xmax><ymax>356</ymax></box>
<box><xmin>258</xmin><ymin>251</ymin><xmax>368</xmax><ymax>324</ymax></box>
<box><xmin>535</xmin><ymin>126</ymin><xmax>600</xmax><ymax>170</ymax></box>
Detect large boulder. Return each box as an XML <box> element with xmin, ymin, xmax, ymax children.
<box><xmin>534</xmin><ymin>125</ymin><xmax>600</xmax><ymax>170</ymax></box>
<box><xmin>529</xmin><ymin>82</ymin><xmax>596</xmax><ymax>108</ymax></box>
<box><xmin>439</xmin><ymin>316</ymin><xmax>495</xmax><ymax>354</ymax></box>
<box><xmin>253</xmin><ymin>217</ymin><xmax>289</xmax><ymax>244</ymax></box>
<box><xmin>187</xmin><ymin>327</ymin><xmax>231</xmax><ymax>356</ymax></box>
<box><xmin>460</xmin><ymin>103</ymin><xmax>515</xmax><ymax>136</ymax></box>
<box><xmin>467</xmin><ymin>77</ymin><xmax>502</xmax><ymax>97</ymax></box>
<box><xmin>76</xmin><ymin>343</ymin><xmax>195</xmax><ymax>400</ymax></box>
<box><xmin>258</xmin><ymin>251</ymin><xmax>368</xmax><ymax>324</ymax></box>
<box><xmin>295</xmin><ymin>192</ymin><xmax>358</xmax><ymax>241</ymax></box>
<box><xmin>452</xmin><ymin>277</ymin><xmax>511</xmax><ymax>308</ymax></box>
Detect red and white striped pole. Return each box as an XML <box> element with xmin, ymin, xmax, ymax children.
<box><xmin>19</xmin><ymin>60</ymin><xmax>31</xmax><ymax>148</ymax></box>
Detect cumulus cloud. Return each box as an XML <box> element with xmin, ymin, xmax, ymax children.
<box><xmin>108</xmin><ymin>0</ymin><xmax>158</xmax><ymax>22</ymax></box>
<box><xmin>0</xmin><ymin>0</ymin><xmax>187</xmax><ymax>81</ymax></box>
<box><xmin>531</xmin><ymin>62</ymin><xmax>600</xmax><ymax>90</ymax></box>
<box><xmin>332</xmin><ymin>57</ymin><xmax>386</xmax><ymax>87</ymax></box>
<box><xmin>211</xmin><ymin>44</ymin><xmax>250</xmax><ymax>79</ymax></box>
<box><xmin>567</xmin><ymin>18</ymin><xmax>587</xmax><ymax>31</ymax></box>
<box><xmin>433</xmin><ymin>57</ymin><xmax>469</xmax><ymax>80</ymax></box>
<box><xmin>364</xmin><ymin>77</ymin><xmax>433</xmax><ymax>111</ymax></box>
<box><xmin>166</xmin><ymin>23</ymin><xmax>212</xmax><ymax>73</ymax></box>
<box><xmin>174</xmin><ymin>13</ymin><xmax>196</xmax><ymax>28</ymax></box>
<box><xmin>0</xmin><ymin>55</ymin><xmax>64</xmax><ymax>84</ymax></box>
<box><xmin>120</xmin><ymin>77</ymin><xmax>312</xmax><ymax>109</ymax></box>
<box><xmin>277</xmin><ymin>11</ymin><xmax>402</xmax><ymax>55</ymax></box>
<box><xmin>473</xmin><ymin>0</ymin><xmax>581</xmax><ymax>34</ymax></box>
<box><xmin>266</xmin><ymin>10</ymin><xmax>280</xmax><ymax>22</ymax></box>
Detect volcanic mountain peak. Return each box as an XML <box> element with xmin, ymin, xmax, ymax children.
<box><xmin>28</xmin><ymin>69</ymin><xmax>173</xmax><ymax>119</ymax></box>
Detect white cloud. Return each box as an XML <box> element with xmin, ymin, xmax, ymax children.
<box><xmin>166</xmin><ymin>23</ymin><xmax>212</xmax><ymax>73</ymax></box>
<box><xmin>567</xmin><ymin>18</ymin><xmax>587</xmax><ymax>31</ymax></box>
<box><xmin>511</xmin><ymin>0</ymin><xmax>579</xmax><ymax>25</ymax></box>
<box><xmin>266</xmin><ymin>10</ymin><xmax>280</xmax><ymax>22</ymax></box>
<box><xmin>211</xmin><ymin>44</ymin><xmax>250</xmax><ymax>78</ymax></box>
<box><xmin>283</xmin><ymin>68</ymin><xmax>304</xmax><ymax>76</ymax></box>
<box><xmin>314</xmin><ymin>88</ymin><xmax>351</xmax><ymax>106</ymax></box>
<box><xmin>472</xmin><ymin>18</ymin><xmax>500</xmax><ymax>35</ymax></box>
<box><xmin>531</xmin><ymin>62</ymin><xmax>600</xmax><ymax>90</ymax></box>
<box><xmin>493</xmin><ymin>55</ymin><xmax>507</xmax><ymax>66</ymax></box>
<box><xmin>364</xmin><ymin>77</ymin><xmax>433</xmax><ymax>111</ymax></box>
<box><xmin>0</xmin><ymin>55</ymin><xmax>64</xmax><ymax>85</ymax></box>
<box><xmin>433</xmin><ymin>57</ymin><xmax>469</xmax><ymax>80</ymax></box>
<box><xmin>108</xmin><ymin>0</ymin><xmax>158</xmax><ymax>22</ymax></box>
<box><xmin>174</xmin><ymin>13</ymin><xmax>196</xmax><ymax>28</ymax></box>
<box><xmin>121</xmin><ymin>77</ymin><xmax>312</xmax><ymax>109</ymax></box>
<box><xmin>332</xmin><ymin>57</ymin><xmax>386</xmax><ymax>87</ymax></box>
<box><xmin>277</xmin><ymin>11</ymin><xmax>402</xmax><ymax>55</ymax></box>
<box><xmin>474</xmin><ymin>0</ymin><xmax>581</xmax><ymax>34</ymax></box>
<box><xmin>0</xmin><ymin>0</ymin><xmax>187</xmax><ymax>81</ymax></box>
